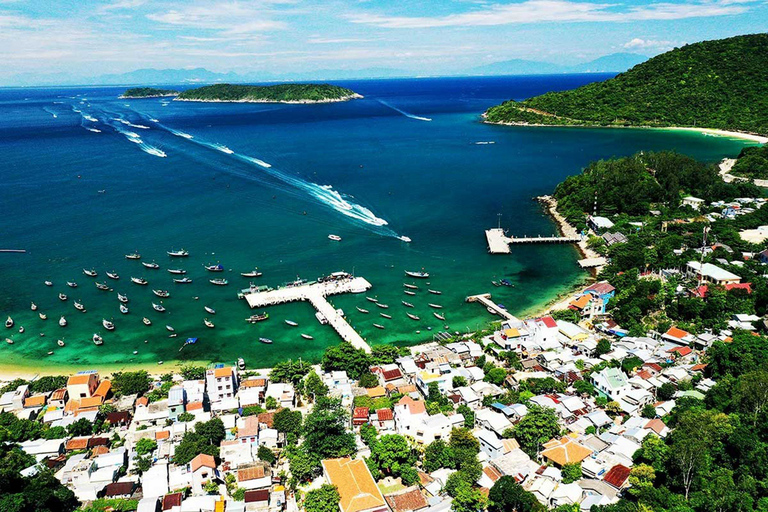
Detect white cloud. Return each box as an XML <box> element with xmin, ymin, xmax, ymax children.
<box><xmin>623</xmin><ymin>37</ymin><xmax>673</xmax><ymax>50</ymax></box>
<box><xmin>347</xmin><ymin>0</ymin><xmax>756</xmax><ymax>28</ymax></box>
<box><xmin>307</xmin><ymin>37</ymin><xmax>374</xmax><ymax>44</ymax></box>
<box><xmin>147</xmin><ymin>2</ymin><xmax>289</xmax><ymax>34</ymax></box>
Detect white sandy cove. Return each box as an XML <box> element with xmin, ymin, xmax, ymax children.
<box><xmin>667</xmin><ymin>127</ymin><xmax>768</xmax><ymax>144</ymax></box>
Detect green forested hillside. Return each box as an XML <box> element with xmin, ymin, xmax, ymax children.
<box><xmin>731</xmin><ymin>144</ymin><xmax>768</xmax><ymax>179</ymax></box>
<box><xmin>176</xmin><ymin>83</ymin><xmax>360</xmax><ymax>103</ymax></box>
<box><xmin>484</xmin><ymin>34</ymin><xmax>768</xmax><ymax>135</ymax></box>
<box><xmin>120</xmin><ymin>87</ymin><xmax>178</xmax><ymax>98</ymax></box>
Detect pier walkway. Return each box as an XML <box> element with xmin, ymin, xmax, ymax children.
<box><xmin>466</xmin><ymin>293</ymin><xmax>519</xmax><ymax>322</ymax></box>
<box><xmin>485</xmin><ymin>228</ymin><xmax>581</xmax><ymax>254</ymax></box>
<box><xmin>243</xmin><ymin>275</ymin><xmax>373</xmax><ymax>353</ymax></box>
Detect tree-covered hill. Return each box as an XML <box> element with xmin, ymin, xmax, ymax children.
<box><xmin>484</xmin><ymin>34</ymin><xmax>768</xmax><ymax>135</ymax></box>
<box><xmin>731</xmin><ymin>144</ymin><xmax>768</xmax><ymax>179</ymax></box>
<box><xmin>176</xmin><ymin>83</ymin><xmax>361</xmax><ymax>103</ymax></box>
<box><xmin>120</xmin><ymin>87</ymin><xmax>179</xmax><ymax>98</ymax></box>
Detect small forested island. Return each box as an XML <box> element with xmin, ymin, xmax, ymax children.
<box><xmin>484</xmin><ymin>33</ymin><xmax>768</xmax><ymax>136</ymax></box>
<box><xmin>120</xmin><ymin>87</ymin><xmax>179</xmax><ymax>98</ymax></box>
<box><xmin>175</xmin><ymin>83</ymin><xmax>362</xmax><ymax>103</ymax></box>
<box><xmin>730</xmin><ymin>144</ymin><xmax>768</xmax><ymax>179</ymax></box>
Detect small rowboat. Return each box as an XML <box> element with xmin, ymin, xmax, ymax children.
<box><xmin>404</xmin><ymin>284</ymin><xmax>418</xmax><ymax>289</ymax></box>
<box><xmin>31</xmin><ymin>302</ymin><xmax>37</xmax><ymax>311</ymax></box>
<box><xmin>428</xmin><ymin>289</ymin><xmax>442</xmax><ymax>295</ymax></box>
<box><xmin>428</xmin><ymin>303</ymin><xmax>443</xmax><ymax>309</ymax></box>
<box><xmin>119</xmin><ymin>304</ymin><xmax>129</xmax><ymax>314</ymax></box>
<box><xmin>259</xmin><ymin>337</ymin><xmax>273</xmax><ymax>344</ymax></box>
<box><xmin>93</xmin><ymin>333</ymin><xmax>103</xmax><ymax>345</ymax></box>
<box><xmin>404</xmin><ymin>290</ymin><xmax>416</xmax><ymax>296</ymax></box>
<box><xmin>57</xmin><ymin>339</ymin><xmax>65</xmax><ymax>347</ymax></box>
<box><xmin>39</xmin><ymin>313</ymin><xmax>47</xmax><ymax>320</ymax></box>
<box><xmin>166</xmin><ymin>325</ymin><xmax>174</xmax><ymax>332</ymax></box>
<box><xmin>204</xmin><ymin>319</ymin><xmax>214</xmax><ymax>328</ymax></box>
<box><xmin>74</xmin><ymin>301</ymin><xmax>85</xmax><ymax>312</ymax></box>
<box><xmin>59</xmin><ymin>316</ymin><xmax>67</xmax><ymax>327</ymax></box>
<box><xmin>407</xmin><ymin>313</ymin><xmax>420</xmax><ymax>321</ymax></box>
<box><xmin>5</xmin><ymin>338</ymin><xmax>13</xmax><ymax>344</ymax></box>
<box><xmin>380</xmin><ymin>313</ymin><xmax>392</xmax><ymax>319</ymax></box>
<box><xmin>118</xmin><ymin>293</ymin><xmax>129</xmax><ymax>303</ymax></box>
<box><xmin>376</xmin><ymin>303</ymin><xmax>389</xmax><ymax>309</ymax></box>
<box><xmin>356</xmin><ymin>306</ymin><xmax>369</xmax><ymax>314</ymax></box>
<box><xmin>301</xmin><ymin>333</ymin><xmax>314</xmax><ymax>340</ymax></box>
<box><xmin>366</xmin><ymin>297</ymin><xmax>378</xmax><ymax>303</ymax></box>
<box><xmin>153</xmin><ymin>303</ymin><xmax>166</xmax><ymax>312</ymax></box>
<box><xmin>143</xmin><ymin>317</ymin><xmax>152</xmax><ymax>326</ymax></box>
<box><xmin>402</xmin><ymin>301</ymin><xmax>414</xmax><ymax>308</ymax></box>
<box><xmin>103</xmin><ymin>319</ymin><xmax>115</xmax><ymax>331</ymax></box>
<box><xmin>434</xmin><ymin>312</ymin><xmax>446</xmax><ymax>321</ymax></box>
<box><xmin>204</xmin><ymin>306</ymin><xmax>216</xmax><ymax>315</ymax></box>
<box><xmin>285</xmin><ymin>320</ymin><xmax>298</xmax><ymax>327</ymax></box>
<box><xmin>58</xmin><ymin>293</ymin><xmax>68</xmax><ymax>301</ymax></box>
<box><xmin>373</xmin><ymin>323</ymin><xmax>385</xmax><ymax>329</ymax></box>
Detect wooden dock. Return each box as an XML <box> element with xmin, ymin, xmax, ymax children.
<box><xmin>243</xmin><ymin>275</ymin><xmax>373</xmax><ymax>353</ymax></box>
<box><xmin>466</xmin><ymin>293</ymin><xmax>518</xmax><ymax>322</ymax></box>
<box><xmin>485</xmin><ymin>228</ymin><xmax>581</xmax><ymax>254</ymax></box>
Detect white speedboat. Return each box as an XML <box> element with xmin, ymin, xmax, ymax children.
<box><xmin>142</xmin><ymin>261</ymin><xmax>160</xmax><ymax>269</ymax></box>
<box><xmin>103</xmin><ymin>319</ymin><xmax>115</xmax><ymax>331</ymax></box>
<box><xmin>125</xmin><ymin>253</ymin><xmax>141</xmax><ymax>260</ymax></box>
<box><xmin>168</xmin><ymin>268</ymin><xmax>186</xmax><ymax>275</ymax></box>
<box><xmin>204</xmin><ymin>306</ymin><xmax>216</xmax><ymax>315</ymax></box>
<box><xmin>258</xmin><ymin>337</ymin><xmax>273</xmax><ymax>344</ymax></box>
<box><xmin>74</xmin><ymin>301</ymin><xmax>85</xmax><ymax>311</ymax></box>
<box><xmin>59</xmin><ymin>316</ymin><xmax>67</xmax><ymax>327</ymax></box>
<box><xmin>30</xmin><ymin>302</ymin><xmax>38</xmax><ymax>311</ymax></box>
<box><xmin>5</xmin><ymin>338</ymin><xmax>13</xmax><ymax>344</ymax></box>
<box><xmin>398</xmin><ymin>236</ymin><xmax>412</xmax><ymax>243</ymax></box>
<box><xmin>328</xmin><ymin>234</ymin><xmax>342</xmax><ymax>241</ymax></box>
<box><xmin>106</xmin><ymin>271</ymin><xmax>120</xmax><ymax>280</ymax></box>
<box><xmin>95</xmin><ymin>282</ymin><xmax>110</xmax><ymax>291</ymax></box>
<box><xmin>204</xmin><ymin>319</ymin><xmax>214</xmax><ymax>328</ymax></box>
<box><xmin>83</xmin><ymin>268</ymin><xmax>97</xmax><ymax>277</ymax></box>
<box><xmin>167</xmin><ymin>249</ymin><xmax>189</xmax><ymax>257</ymax></box>
<box><xmin>241</xmin><ymin>269</ymin><xmax>262</xmax><ymax>277</ymax></box>
<box><xmin>58</xmin><ymin>293</ymin><xmax>68</xmax><ymax>301</ymax></box>
<box><xmin>131</xmin><ymin>277</ymin><xmax>148</xmax><ymax>285</ymax></box>
<box><xmin>165</xmin><ymin>324</ymin><xmax>174</xmax><ymax>332</ymax></box>
<box><xmin>174</xmin><ymin>277</ymin><xmax>192</xmax><ymax>284</ymax></box>
<box><xmin>405</xmin><ymin>270</ymin><xmax>429</xmax><ymax>278</ymax></box>
<box><xmin>93</xmin><ymin>333</ymin><xmax>103</xmax><ymax>345</ymax></box>
<box><xmin>142</xmin><ymin>317</ymin><xmax>151</xmax><ymax>326</ymax></box>
<box><xmin>118</xmin><ymin>293</ymin><xmax>129</xmax><ymax>303</ymax></box>
<box><xmin>153</xmin><ymin>290</ymin><xmax>170</xmax><ymax>298</ymax></box>
<box><xmin>285</xmin><ymin>320</ymin><xmax>298</xmax><ymax>327</ymax></box>
<box><xmin>238</xmin><ymin>357</ymin><xmax>245</xmax><ymax>370</ymax></box>
<box><xmin>204</xmin><ymin>264</ymin><xmax>224</xmax><ymax>272</ymax></box>
<box><xmin>209</xmin><ymin>278</ymin><xmax>228</xmax><ymax>286</ymax></box>
<box><xmin>67</xmin><ymin>281</ymin><xmax>78</xmax><ymax>288</ymax></box>
<box><xmin>120</xmin><ymin>304</ymin><xmax>129</xmax><ymax>314</ymax></box>
<box><xmin>44</xmin><ymin>280</ymin><xmax>53</xmax><ymax>286</ymax></box>
<box><xmin>153</xmin><ymin>303</ymin><xmax>166</xmax><ymax>312</ymax></box>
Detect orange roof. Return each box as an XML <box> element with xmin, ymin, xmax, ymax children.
<box><xmin>237</xmin><ymin>466</ymin><xmax>266</xmax><ymax>482</ymax></box>
<box><xmin>79</xmin><ymin>396</ymin><xmax>104</xmax><ymax>409</ymax></box>
<box><xmin>385</xmin><ymin>488</ymin><xmax>429</xmax><ymax>512</ymax></box>
<box><xmin>66</xmin><ymin>437</ymin><xmax>89</xmax><ymax>451</ymax></box>
<box><xmin>366</xmin><ymin>386</ymin><xmax>386</xmax><ymax>398</ymax></box>
<box><xmin>90</xmin><ymin>445</ymin><xmax>110</xmax><ymax>457</ymax></box>
<box><xmin>257</xmin><ymin>412</ymin><xmax>275</xmax><ymax>428</ymax></box>
<box><xmin>644</xmin><ymin>419</ymin><xmax>667</xmax><ymax>436</ymax></box>
<box><xmin>238</xmin><ymin>416</ymin><xmax>259</xmax><ymax>438</ymax></box>
<box><xmin>214</xmin><ymin>367</ymin><xmax>233</xmax><ymax>378</ymax></box>
<box><xmin>24</xmin><ymin>394</ymin><xmax>47</xmax><ymax>408</ymax></box>
<box><xmin>502</xmin><ymin>438</ymin><xmax>520</xmax><ymax>453</ymax></box>
<box><xmin>187</xmin><ymin>400</ymin><xmax>203</xmax><ymax>411</ymax></box>
<box><xmin>483</xmin><ymin>465</ymin><xmax>503</xmax><ymax>483</ymax></box>
<box><xmin>322</xmin><ymin>457</ymin><xmax>386</xmax><ymax>512</ymax></box>
<box><xmin>67</xmin><ymin>374</ymin><xmax>95</xmax><ymax>386</ymax></box>
<box><xmin>65</xmin><ymin>399</ymin><xmax>81</xmax><ymax>414</ymax></box>
<box><xmin>665</xmin><ymin>326</ymin><xmax>690</xmax><ymax>340</ymax></box>
<box><xmin>541</xmin><ymin>437</ymin><xmax>593</xmax><ymax>466</ymax></box>
<box><xmin>397</xmin><ymin>396</ymin><xmax>426</xmax><ymax>415</ymax></box>
<box><xmin>241</xmin><ymin>378</ymin><xmax>266</xmax><ymax>388</ymax></box>
<box><xmin>51</xmin><ymin>388</ymin><xmax>68</xmax><ymax>402</ymax></box>
<box><xmin>569</xmin><ymin>294</ymin><xmax>591</xmax><ymax>310</ymax></box>
<box><xmin>397</xmin><ymin>384</ymin><xmax>417</xmax><ymax>394</ymax></box>
<box><xmin>691</xmin><ymin>363</ymin><xmax>708</xmax><ymax>372</ymax></box>
<box><xmin>94</xmin><ymin>380</ymin><xmax>111</xmax><ymax>398</ymax></box>
<box><xmin>136</xmin><ymin>397</ymin><xmax>149</xmax><ymax>407</ymax></box>
<box><xmin>190</xmin><ymin>453</ymin><xmax>216</xmax><ymax>472</ymax></box>
<box><xmin>155</xmin><ymin>430</ymin><xmax>171</xmax><ymax>440</ymax></box>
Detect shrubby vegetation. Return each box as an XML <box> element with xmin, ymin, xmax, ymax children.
<box><xmin>120</xmin><ymin>87</ymin><xmax>178</xmax><ymax>98</ymax></box>
<box><xmin>485</xmin><ymin>34</ymin><xmax>768</xmax><ymax>135</ymax></box>
<box><xmin>177</xmin><ymin>83</ymin><xmax>359</xmax><ymax>103</ymax></box>
<box><xmin>731</xmin><ymin>144</ymin><xmax>768</xmax><ymax>179</ymax></box>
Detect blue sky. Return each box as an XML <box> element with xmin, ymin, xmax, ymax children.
<box><xmin>1</xmin><ymin>0</ymin><xmax>766</xmax><ymax>80</ymax></box>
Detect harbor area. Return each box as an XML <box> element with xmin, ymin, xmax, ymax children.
<box><xmin>466</xmin><ymin>293</ymin><xmax>519</xmax><ymax>322</ymax></box>
<box><xmin>242</xmin><ymin>273</ymin><xmax>373</xmax><ymax>352</ymax></box>
<box><xmin>485</xmin><ymin>228</ymin><xmax>581</xmax><ymax>254</ymax></box>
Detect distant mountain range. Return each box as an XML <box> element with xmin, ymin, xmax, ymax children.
<box><xmin>1</xmin><ymin>53</ymin><xmax>648</xmax><ymax>87</ymax></box>
<box><xmin>466</xmin><ymin>53</ymin><xmax>648</xmax><ymax>76</ymax></box>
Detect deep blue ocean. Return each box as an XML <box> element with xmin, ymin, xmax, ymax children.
<box><xmin>0</xmin><ymin>75</ymin><xmax>754</xmax><ymax>372</ymax></box>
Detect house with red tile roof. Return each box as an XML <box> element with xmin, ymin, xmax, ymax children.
<box><xmin>662</xmin><ymin>326</ymin><xmax>695</xmax><ymax>345</ymax></box>
<box><xmin>602</xmin><ymin>464</ymin><xmax>631</xmax><ymax>489</ymax></box>
<box><xmin>353</xmin><ymin>407</ymin><xmax>370</xmax><ymax>427</ymax></box>
<box><xmin>322</xmin><ymin>457</ymin><xmax>388</xmax><ymax>512</ymax></box>
<box><xmin>385</xmin><ymin>487</ymin><xmax>429</xmax><ymax>512</ymax></box>
<box><xmin>189</xmin><ymin>453</ymin><xmax>219</xmax><ymax>494</ymax></box>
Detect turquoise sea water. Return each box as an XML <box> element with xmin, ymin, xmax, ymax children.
<box><xmin>0</xmin><ymin>76</ymin><xmax>755</xmax><ymax>372</ymax></box>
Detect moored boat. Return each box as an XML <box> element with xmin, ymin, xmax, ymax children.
<box><xmin>57</xmin><ymin>339</ymin><xmax>65</xmax><ymax>347</ymax></box>
<box><xmin>67</xmin><ymin>281</ymin><xmax>78</xmax><ymax>288</ymax></box>
<box><xmin>118</xmin><ymin>293</ymin><xmax>129</xmax><ymax>303</ymax></box>
<box><xmin>106</xmin><ymin>271</ymin><xmax>120</xmax><ymax>280</ymax></box>
<box><xmin>204</xmin><ymin>319</ymin><xmax>214</xmax><ymax>328</ymax></box>
<box><xmin>209</xmin><ymin>278</ymin><xmax>228</xmax><ymax>286</ymax></box>
<box><xmin>246</xmin><ymin>313</ymin><xmax>269</xmax><ymax>323</ymax></box>
<box><xmin>380</xmin><ymin>313</ymin><xmax>392</xmax><ymax>319</ymax></box>
<box><xmin>402</xmin><ymin>301</ymin><xmax>414</xmax><ymax>308</ymax></box>
<box><xmin>44</xmin><ymin>280</ymin><xmax>53</xmax><ymax>286</ymax></box>
<box><xmin>404</xmin><ymin>290</ymin><xmax>416</xmax><ymax>296</ymax></box>
<box><xmin>376</xmin><ymin>303</ymin><xmax>389</xmax><ymax>309</ymax></box>
<box><xmin>39</xmin><ymin>313</ymin><xmax>47</xmax><ymax>320</ymax></box>
<box><xmin>30</xmin><ymin>302</ymin><xmax>37</xmax><ymax>311</ymax></box>
<box><xmin>241</xmin><ymin>269</ymin><xmax>262</xmax><ymax>277</ymax></box>
<box><xmin>83</xmin><ymin>268</ymin><xmax>97</xmax><ymax>277</ymax></box>
<box><xmin>153</xmin><ymin>289</ymin><xmax>170</xmax><ymax>298</ymax></box>
<box><xmin>204</xmin><ymin>306</ymin><xmax>216</xmax><ymax>315</ymax></box>
<box><xmin>428</xmin><ymin>289</ymin><xmax>442</xmax><ymax>295</ymax></box>
<box><xmin>366</xmin><ymin>297</ymin><xmax>378</xmax><ymax>303</ymax></box>
<box><xmin>166</xmin><ymin>325</ymin><xmax>174</xmax><ymax>332</ymax></box>
<box><xmin>5</xmin><ymin>338</ymin><xmax>13</xmax><ymax>344</ymax></box>
<box><xmin>74</xmin><ymin>301</ymin><xmax>85</xmax><ymax>311</ymax></box>
<box><xmin>174</xmin><ymin>277</ymin><xmax>193</xmax><ymax>284</ymax></box>
<box><xmin>428</xmin><ymin>303</ymin><xmax>443</xmax><ymax>309</ymax></box>
<box><xmin>18</xmin><ymin>326</ymin><xmax>24</xmax><ymax>333</ymax></box>
<box><xmin>142</xmin><ymin>261</ymin><xmax>159</xmax><ymax>269</ymax></box>
<box><xmin>58</xmin><ymin>293</ymin><xmax>67</xmax><ymax>301</ymax></box>
<box><xmin>405</xmin><ymin>270</ymin><xmax>429</xmax><ymax>278</ymax></box>
<box><xmin>95</xmin><ymin>281</ymin><xmax>110</xmax><ymax>291</ymax></box>
<box><xmin>407</xmin><ymin>312</ymin><xmax>420</xmax><ymax>321</ymax></box>
<box><xmin>434</xmin><ymin>312</ymin><xmax>446</xmax><ymax>320</ymax></box>
<box><xmin>167</xmin><ymin>249</ymin><xmax>189</xmax><ymax>257</ymax></box>
<box><xmin>102</xmin><ymin>319</ymin><xmax>115</xmax><ymax>330</ymax></box>
<box><xmin>119</xmin><ymin>304</ymin><xmax>129</xmax><ymax>314</ymax></box>
<box><xmin>92</xmin><ymin>333</ymin><xmax>103</xmax><ymax>345</ymax></box>
<box><xmin>259</xmin><ymin>337</ymin><xmax>273</xmax><ymax>344</ymax></box>
<box><xmin>356</xmin><ymin>306</ymin><xmax>369</xmax><ymax>314</ymax></box>
<box><xmin>398</xmin><ymin>236</ymin><xmax>412</xmax><ymax>243</ymax></box>
<box><xmin>238</xmin><ymin>357</ymin><xmax>245</xmax><ymax>370</ymax></box>
<box><xmin>59</xmin><ymin>316</ymin><xmax>67</xmax><ymax>327</ymax></box>
<box><xmin>125</xmin><ymin>253</ymin><xmax>141</xmax><ymax>260</ymax></box>
<box><xmin>301</xmin><ymin>333</ymin><xmax>313</xmax><ymax>340</ymax></box>
<box><xmin>168</xmin><ymin>268</ymin><xmax>187</xmax><ymax>275</ymax></box>
<box><xmin>285</xmin><ymin>320</ymin><xmax>298</xmax><ymax>327</ymax></box>
<box><xmin>373</xmin><ymin>323</ymin><xmax>385</xmax><ymax>329</ymax></box>
<box><xmin>404</xmin><ymin>284</ymin><xmax>418</xmax><ymax>289</ymax></box>
<box><xmin>486</xmin><ymin>307</ymin><xmax>497</xmax><ymax>315</ymax></box>
<box><xmin>131</xmin><ymin>277</ymin><xmax>148</xmax><ymax>285</ymax></box>
<box><xmin>204</xmin><ymin>263</ymin><xmax>224</xmax><ymax>272</ymax></box>
<box><xmin>5</xmin><ymin>317</ymin><xmax>13</xmax><ymax>329</ymax></box>
<box><xmin>328</xmin><ymin>234</ymin><xmax>342</xmax><ymax>241</ymax></box>
<box><xmin>143</xmin><ymin>317</ymin><xmax>151</xmax><ymax>326</ymax></box>
<box><xmin>153</xmin><ymin>303</ymin><xmax>166</xmax><ymax>312</ymax></box>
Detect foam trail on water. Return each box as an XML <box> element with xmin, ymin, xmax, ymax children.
<box><xmin>153</xmin><ymin>119</ymin><xmax>394</xmax><ymax>233</ymax></box>
<box><xmin>114</xmin><ymin>118</ymin><xmax>150</xmax><ymax>129</ymax></box>
<box><xmin>378</xmin><ymin>99</ymin><xmax>432</xmax><ymax>122</ymax></box>
<box><xmin>42</xmin><ymin>107</ymin><xmax>58</xmax><ymax>119</ymax></box>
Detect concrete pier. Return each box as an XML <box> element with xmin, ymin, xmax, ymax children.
<box><xmin>466</xmin><ymin>293</ymin><xmax>519</xmax><ymax>322</ymax></box>
<box><xmin>485</xmin><ymin>228</ymin><xmax>580</xmax><ymax>254</ymax></box>
<box><xmin>243</xmin><ymin>275</ymin><xmax>373</xmax><ymax>353</ymax></box>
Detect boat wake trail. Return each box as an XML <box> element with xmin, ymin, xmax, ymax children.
<box><xmin>77</xmin><ymin>107</ymin><xmax>168</xmax><ymax>158</ymax></box>
<box><xmin>377</xmin><ymin>99</ymin><xmax>432</xmax><ymax>122</ymax></box>
<box><xmin>157</xmin><ymin>121</ymin><xmax>395</xmax><ymax>233</ymax></box>
<box><xmin>42</xmin><ymin>107</ymin><xmax>58</xmax><ymax>119</ymax></box>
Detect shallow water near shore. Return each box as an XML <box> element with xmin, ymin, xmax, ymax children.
<box><xmin>0</xmin><ymin>76</ymin><xmax>754</xmax><ymax>374</ymax></box>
